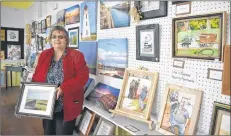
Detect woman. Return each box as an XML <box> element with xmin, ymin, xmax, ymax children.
<box><xmin>32</xmin><ymin>26</ymin><xmax>89</xmax><ymax>135</ymax></box>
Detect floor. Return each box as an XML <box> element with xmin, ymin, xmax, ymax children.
<box><xmin>1</xmin><ymin>87</ymin><xmax>43</xmax><ymax>135</ymax></box>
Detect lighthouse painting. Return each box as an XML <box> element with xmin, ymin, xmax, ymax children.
<box><xmin>80</xmin><ymin>2</ymin><xmax>97</xmax><ymax>41</ymax></box>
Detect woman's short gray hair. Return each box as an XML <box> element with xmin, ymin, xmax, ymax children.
<box><xmin>48</xmin><ymin>26</ymin><xmax>69</xmax><ymax>46</ymax></box>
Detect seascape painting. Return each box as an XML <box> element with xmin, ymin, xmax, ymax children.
<box><xmin>65</xmin><ymin>5</ymin><xmax>80</xmax><ymax>25</ymax></box>
<box><xmin>100</xmin><ymin>1</ymin><xmax>130</xmax><ymax>29</ymax></box>
<box><xmin>98</xmin><ymin>38</ymin><xmax>128</xmax><ymax>79</ymax></box>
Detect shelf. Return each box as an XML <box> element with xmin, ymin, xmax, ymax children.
<box><xmin>83</xmin><ymin>100</ymin><xmax>162</xmax><ymax>135</ymax></box>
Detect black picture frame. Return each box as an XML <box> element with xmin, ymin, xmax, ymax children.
<box><xmin>68</xmin><ymin>27</ymin><xmax>79</xmax><ymax>49</ymax></box>
<box><xmin>134</xmin><ymin>1</ymin><xmax>167</xmax><ymax>20</ymax></box>
<box><xmin>15</xmin><ymin>82</ymin><xmax>57</xmax><ymax>120</ymax></box>
<box><xmin>41</xmin><ymin>19</ymin><xmax>47</xmax><ymax>33</ymax></box>
<box><xmin>172</xmin><ymin>1</ymin><xmax>189</xmax><ymax>5</ymax></box>
<box><xmin>136</xmin><ymin>24</ymin><xmax>160</xmax><ymax>62</ymax></box>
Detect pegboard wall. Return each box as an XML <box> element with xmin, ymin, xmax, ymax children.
<box><xmin>96</xmin><ymin>1</ymin><xmax>230</xmax><ymax>134</ymax></box>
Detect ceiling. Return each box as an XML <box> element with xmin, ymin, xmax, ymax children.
<box><xmin>1</xmin><ymin>1</ymin><xmax>34</xmax><ymax>9</ymax></box>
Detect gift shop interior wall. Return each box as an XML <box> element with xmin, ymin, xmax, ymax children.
<box><xmin>23</xmin><ymin>1</ymin><xmax>230</xmax><ymax>135</ymax></box>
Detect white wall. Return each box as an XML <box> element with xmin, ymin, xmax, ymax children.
<box><xmin>1</xmin><ymin>6</ymin><xmax>25</xmax><ymax>28</ymax></box>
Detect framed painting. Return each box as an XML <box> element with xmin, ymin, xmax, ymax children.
<box><xmin>134</xmin><ymin>1</ymin><xmax>167</xmax><ymax>20</ymax></box>
<box><xmin>172</xmin><ymin>12</ymin><xmax>227</xmax><ymax>60</ymax></box>
<box><xmin>56</xmin><ymin>9</ymin><xmax>65</xmax><ymax>27</ymax></box>
<box><xmin>93</xmin><ymin>118</ymin><xmax>115</xmax><ymax>135</ymax></box>
<box><xmin>7</xmin><ymin>44</ymin><xmax>21</xmax><ymax>60</ymax></box>
<box><xmin>156</xmin><ymin>84</ymin><xmax>203</xmax><ymax>135</ymax></box>
<box><xmin>68</xmin><ymin>27</ymin><xmax>79</xmax><ymax>48</ymax></box>
<box><xmin>76</xmin><ymin>108</ymin><xmax>96</xmax><ymax>135</ymax></box>
<box><xmin>7</xmin><ymin>30</ymin><xmax>19</xmax><ymax>42</ymax></box>
<box><xmin>110</xmin><ymin>68</ymin><xmax>158</xmax><ymax>129</ymax></box>
<box><xmin>210</xmin><ymin>102</ymin><xmax>230</xmax><ymax>135</ymax></box>
<box><xmin>1</xmin><ymin>51</ymin><xmax>5</xmax><ymax>60</ymax></box>
<box><xmin>46</xmin><ymin>15</ymin><xmax>51</xmax><ymax>28</ymax></box>
<box><xmin>136</xmin><ymin>24</ymin><xmax>159</xmax><ymax>62</ymax></box>
<box><xmin>1</xmin><ymin>29</ymin><xmax>5</xmax><ymax>41</ymax></box>
<box><xmin>65</xmin><ymin>4</ymin><xmax>80</xmax><ymax>25</ymax></box>
<box><xmin>15</xmin><ymin>82</ymin><xmax>57</xmax><ymax>119</ymax></box>
<box><xmin>41</xmin><ymin>19</ymin><xmax>46</xmax><ymax>33</ymax></box>
<box><xmin>100</xmin><ymin>1</ymin><xmax>130</xmax><ymax>29</ymax></box>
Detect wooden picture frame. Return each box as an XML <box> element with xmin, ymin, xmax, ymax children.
<box><xmin>172</xmin><ymin>1</ymin><xmax>189</xmax><ymax>5</ymax></box>
<box><xmin>136</xmin><ymin>24</ymin><xmax>160</xmax><ymax>62</ymax></box>
<box><xmin>110</xmin><ymin>68</ymin><xmax>158</xmax><ymax>129</ymax></box>
<box><xmin>210</xmin><ymin>102</ymin><xmax>230</xmax><ymax>135</ymax></box>
<box><xmin>15</xmin><ymin>82</ymin><xmax>57</xmax><ymax>119</ymax></box>
<box><xmin>93</xmin><ymin>118</ymin><xmax>115</xmax><ymax>135</ymax></box>
<box><xmin>68</xmin><ymin>27</ymin><xmax>79</xmax><ymax>49</ymax></box>
<box><xmin>172</xmin><ymin>12</ymin><xmax>227</xmax><ymax>60</ymax></box>
<box><xmin>134</xmin><ymin>1</ymin><xmax>168</xmax><ymax>20</ymax></box>
<box><xmin>175</xmin><ymin>2</ymin><xmax>191</xmax><ymax>15</ymax></box>
<box><xmin>77</xmin><ymin>108</ymin><xmax>96</xmax><ymax>135</ymax></box>
<box><xmin>156</xmin><ymin>84</ymin><xmax>203</xmax><ymax>135</ymax></box>
<box><xmin>222</xmin><ymin>45</ymin><xmax>230</xmax><ymax>95</ymax></box>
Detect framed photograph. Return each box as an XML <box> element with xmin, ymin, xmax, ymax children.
<box><xmin>110</xmin><ymin>68</ymin><xmax>158</xmax><ymax>128</ymax></box>
<box><xmin>7</xmin><ymin>44</ymin><xmax>21</xmax><ymax>60</ymax></box>
<box><xmin>46</xmin><ymin>15</ymin><xmax>51</xmax><ymax>28</ymax></box>
<box><xmin>15</xmin><ymin>82</ymin><xmax>57</xmax><ymax>119</ymax></box>
<box><xmin>7</xmin><ymin>30</ymin><xmax>19</xmax><ymax>42</ymax></box>
<box><xmin>156</xmin><ymin>84</ymin><xmax>203</xmax><ymax>135</ymax></box>
<box><xmin>41</xmin><ymin>19</ymin><xmax>46</xmax><ymax>33</ymax></box>
<box><xmin>222</xmin><ymin>45</ymin><xmax>230</xmax><ymax>95</ymax></box>
<box><xmin>210</xmin><ymin>102</ymin><xmax>230</xmax><ymax>135</ymax></box>
<box><xmin>136</xmin><ymin>24</ymin><xmax>159</xmax><ymax>62</ymax></box>
<box><xmin>68</xmin><ymin>27</ymin><xmax>79</xmax><ymax>48</ymax></box>
<box><xmin>65</xmin><ymin>4</ymin><xmax>80</xmax><ymax>25</ymax></box>
<box><xmin>134</xmin><ymin>1</ymin><xmax>167</xmax><ymax>20</ymax></box>
<box><xmin>175</xmin><ymin>2</ymin><xmax>191</xmax><ymax>15</ymax></box>
<box><xmin>93</xmin><ymin>118</ymin><xmax>115</xmax><ymax>135</ymax></box>
<box><xmin>77</xmin><ymin>108</ymin><xmax>96</xmax><ymax>135</ymax></box>
<box><xmin>172</xmin><ymin>12</ymin><xmax>227</xmax><ymax>60</ymax></box>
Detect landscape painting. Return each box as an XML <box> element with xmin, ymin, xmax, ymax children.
<box><xmin>80</xmin><ymin>2</ymin><xmax>97</xmax><ymax>41</ymax></box>
<box><xmin>173</xmin><ymin>12</ymin><xmax>226</xmax><ymax>60</ymax></box>
<box><xmin>79</xmin><ymin>42</ymin><xmax>97</xmax><ymax>75</ymax></box>
<box><xmin>25</xmin><ymin>89</ymin><xmax>49</xmax><ymax>111</ymax></box>
<box><xmin>100</xmin><ymin>1</ymin><xmax>130</xmax><ymax>29</ymax></box>
<box><xmin>56</xmin><ymin>9</ymin><xmax>65</xmax><ymax>27</ymax></box>
<box><xmin>65</xmin><ymin>4</ymin><xmax>80</xmax><ymax>25</ymax></box>
<box><xmin>86</xmin><ymin>83</ymin><xmax>120</xmax><ymax>111</ymax></box>
<box><xmin>98</xmin><ymin>38</ymin><xmax>128</xmax><ymax>79</ymax></box>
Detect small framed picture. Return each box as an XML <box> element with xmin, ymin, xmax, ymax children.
<box><xmin>124</xmin><ymin>125</ymin><xmax>140</xmax><ymax>132</ymax></box>
<box><xmin>93</xmin><ymin>118</ymin><xmax>115</xmax><ymax>135</ymax></box>
<box><xmin>7</xmin><ymin>30</ymin><xmax>19</xmax><ymax>42</ymax></box>
<box><xmin>136</xmin><ymin>24</ymin><xmax>159</xmax><ymax>62</ymax></box>
<box><xmin>173</xmin><ymin>59</ymin><xmax>185</xmax><ymax>68</ymax></box>
<box><xmin>207</xmin><ymin>68</ymin><xmax>223</xmax><ymax>81</ymax></box>
<box><xmin>77</xmin><ymin>108</ymin><xmax>96</xmax><ymax>135</ymax></box>
<box><xmin>46</xmin><ymin>15</ymin><xmax>51</xmax><ymax>28</ymax></box>
<box><xmin>41</xmin><ymin>19</ymin><xmax>46</xmax><ymax>33</ymax></box>
<box><xmin>1</xmin><ymin>51</ymin><xmax>5</xmax><ymax>60</ymax></box>
<box><xmin>15</xmin><ymin>82</ymin><xmax>57</xmax><ymax>119</ymax></box>
<box><xmin>68</xmin><ymin>27</ymin><xmax>79</xmax><ymax>49</ymax></box>
<box><xmin>7</xmin><ymin>44</ymin><xmax>21</xmax><ymax>60</ymax></box>
<box><xmin>210</xmin><ymin>102</ymin><xmax>230</xmax><ymax>135</ymax></box>
<box><xmin>175</xmin><ymin>2</ymin><xmax>191</xmax><ymax>15</ymax></box>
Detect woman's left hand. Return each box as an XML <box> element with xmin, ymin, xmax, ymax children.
<box><xmin>56</xmin><ymin>87</ymin><xmax>63</xmax><ymax>100</ymax></box>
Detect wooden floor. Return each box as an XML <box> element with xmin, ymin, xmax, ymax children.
<box><xmin>1</xmin><ymin>87</ymin><xmax>43</xmax><ymax>135</ymax></box>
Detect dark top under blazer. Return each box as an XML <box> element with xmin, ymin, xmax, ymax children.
<box><xmin>32</xmin><ymin>47</ymin><xmax>89</xmax><ymax>121</ymax></box>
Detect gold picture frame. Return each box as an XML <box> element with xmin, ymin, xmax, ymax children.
<box><xmin>156</xmin><ymin>84</ymin><xmax>203</xmax><ymax>135</ymax></box>
<box><xmin>110</xmin><ymin>68</ymin><xmax>158</xmax><ymax>129</ymax></box>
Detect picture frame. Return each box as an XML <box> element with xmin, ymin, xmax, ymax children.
<box><xmin>173</xmin><ymin>59</ymin><xmax>185</xmax><ymax>68</ymax></box>
<box><xmin>207</xmin><ymin>68</ymin><xmax>223</xmax><ymax>81</ymax></box>
<box><xmin>15</xmin><ymin>82</ymin><xmax>57</xmax><ymax>119</ymax></box>
<box><xmin>1</xmin><ymin>29</ymin><xmax>5</xmax><ymax>41</ymax></box>
<box><xmin>172</xmin><ymin>1</ymin><xmax>189</xmax><ymax>5</ymax></box>
<box><xmin>172</xmin><ymin>12</ymin><xmax>227</xmax><ymax>60</ymax></box>
<box><xmin>124</xmin><ymin>125</ymin><xmax>140</xmax><ymax>133</ymax></box>
<box><xmin>76</xmin><ymin>108</ymin><xmax>96</xmax><ymax>135</ymax></box>
<box><xmin>46</xmin><ymin>15</ymin><xmax>51</xmax><ymax>28</ymax></box>
<box><xmin>68</xmin><ymin>27</ymin><xmax>79</xmax><ymax>48</ymax></box>
<box><xmin>110</xmin><ymin>68</ymin><xmax>158</xmax><ymax>129</ymax></box>
<box><xmin>222</xmin><ymin>45</ymin><xmax>230</xmax><ymax>95</ymax></box>
<box><xmin>136</xmin><ymin>24</ymin><xmax>159</xmax><ymax>62</ymax></box>
<box><xmin>134</xmin><ymin>1</ymin><xmax>167</xmax><ymax>20</ymax></box>
<box><xmin>37</xmin><ymin>36</ymin><xmax>43</xmax><ymax>51</ymax></box>
<box><xmin>93</xmin><ymin>118</ymin><xmax>115</xmax><ymax>135</ymax></box>
<box><xmin>41</xmin><ymin>19</ymin><xmax>46</xmax><ymax>33</ymax></box>
<box><xmin>1</xmin><ymin>51</ymin><xmax>5</xmax><ymax>60</ymax></box>
<box><xmin>7</xmin><ymin>30</ymin><xmax>19</xmax><ymax>42</ymax></box>
<box><xmin>56</xmin><ymin>9</ymin><xmax>65</xmax><ymax>27</ymax></box>
<box><xmin>7</xmin><ymin>44</ymin><xmax>21</xmax><ymax>60</ymax></box>
<box><xmin>210</xmin><ymin>102</ymin><xmax>230</xmax><ymax>135</ymax></box>
<box><xmin>156</xmin><ymin>84</ymin><xmax>203</xmax><ymax>135</ymax></box>
<box><xmin>65</xmin><ymin>4</ymin><xmax>80</xmax><ymax>25</ymax></box>
<box><xmin>175</xmin><ymin>1</ymin><xmax>191</xmax><ymax>15</ymax></box>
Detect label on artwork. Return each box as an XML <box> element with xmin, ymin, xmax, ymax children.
<box><xmin>170</xmin><ymin>68</ymin><xmax>197</xmax><ymax>86</ymax></box>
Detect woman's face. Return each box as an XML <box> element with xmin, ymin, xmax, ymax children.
<box><xmin>51</xmin><ymin>30</ymin><xmax>67</xmax><ymax>50</ymax></box>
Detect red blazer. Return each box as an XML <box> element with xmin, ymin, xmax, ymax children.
<box><xmin>32</xmin><ymin>47</ymin><xmax>89</xmax><ymax>121</ymax></box>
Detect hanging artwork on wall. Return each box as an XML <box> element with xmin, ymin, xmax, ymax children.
<box><xmin>100</xmin><ymin>1</ymin><xmax>130</xmax><ymax>29</ymax></box>
<box><xmin>46</xmin><ymin>15</ymin><xmax>51</xmax><ymax>28</ymax></box>
<box><xmin>110</xmin><ymin>68</ymin><xmax>158</xmax><ymax>129</ymax></box>
<box><xmin>7</xmin><ymin>30</ymin><xmax>19</xmax><ymax>42</ymax></box>
<box><xmin>210</xmin><ymin>102</ymin><xmax>230</xmax><ymax>135</ymax></box>
<box><xmin>1</xmin><ymin>29</ymin><xmax>5</xmax><ymax>41</ymax></box>
<box><xmin>98</xmin><ymin>38</ymin><xmax>128</xmax><ymax>79</ymax></box>
<box><xmin>86</xmin><ymin>82</ymin><xmax>120</xmax><ymax>111</ymax></box>
<box><xmin>80</xmin><ymin>1</ymin><xmax>97</xmax><ymax>41</ymax></box>
<box><xmin>172</xmin><ymin>12</ymin><xmax>227</xmax><ymax>60</ymax></box>
<box><xmin>65</xmin><ymin>4</ymin><xmax>80</xmax><ymax>25</ymax></box>
<box><xmin>68</xmin><ymin>27</ymin><xmax>79</xmax><ymax>48</ymax></box>
<box><xmin>7</xmin><ymin>44</ymin><xmax>21</xmax><ymax>60</ymax></box>
<box><xmin>1</xmin><ymin>51</ymin><xmax>5</xmax><ymax>60</ymax></box>
<box><xmin>156</xmin><ymin>84</ymin><xmax>203</xmax><ymax>135</ymax></box>
<box><xmin>56</xmin><ymin>9</ymin><xmax>65</xmax><ymax>27</ymax></box>
<box><xmin>136</xmin><ymin>24</ymin><xmax>159</xmax><ymax>62</ymax></box>
<box><xmin>79</xmin><ymin>42</ymin><xmax>97</xmax><ymax>75</ymax></box>
<box><xmin>41</xmin><ymin>19</ymin><xmax>46</xmax><ymax>33</ymax></box>
<box><xmin>222</xmin><ymin>45</ymin><xmax>230</xmax><ymax>95</ymax></box>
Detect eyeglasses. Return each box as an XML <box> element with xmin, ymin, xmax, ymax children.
<box><xmin>51</xmin><ymin>35</ymin><xmax>66</xmax><ymax>39</ymax></box>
